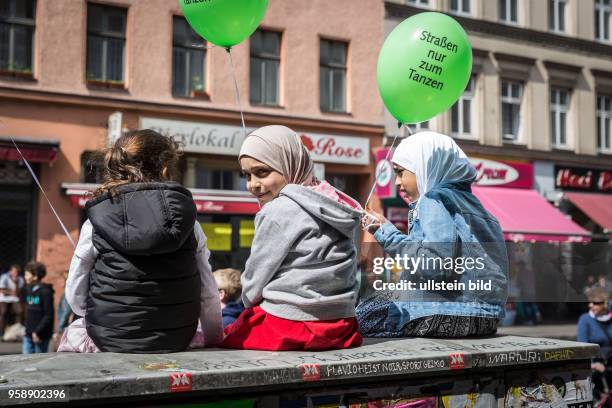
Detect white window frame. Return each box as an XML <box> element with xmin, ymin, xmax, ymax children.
<box><xmin>406</xmin><ymin>0</ymin><xmax>431</xmax><ymax>8</ymax></box>
<box><xmin>501</xmin><ymin>80</ymin><xmax>523</xmax><ymax>142</ymax></box>
<box><xmin>172</xmin><ymin>16</ymin><xmax>206</xmax><ymax>98</ymax></box>
<box><xmin>550</xmin><ymin>88</ymin><xmax>570</xmax><ymax>149</ymax></box>
<box><xmin>452</xmin><ymin>75</ymin><xmax>476</xmax><ymax>139</ymax></box>
<box><xmin>450</xmin><ymin>0</ymin><xmax>471</xmax><ymax>15</ymax></box>
<box><xmin>319</xmin><ymin>39</ymin><xmax>348</xmax><ymax>113</ymax></box>
<box><xmin>407</xmin><ymin>121</ymin><xmax>430</xmax><ymax>134</ymax></box>
<box><xmin>596</xmin><ymin>0</ymin><xmax>612</xmax><ymax>43</ymax></box>
<box><xmin>499</xmin><ymin>0</ymin><xmax>519</xmax><ymax>24</ymax></box>
<box><xmin>0</xmin><ymin>0</ymin><xmax>36</xmax><ymax>74</ymax></box>
<box><xmin>249</xmin><ymin>29</ymin><xmax>281</xmax><ymax>106</ymax></box>
<box><xmin>549</xmin><ymin>0</ymin><xmax>567</xmax><ymax>33</ymax></box>
<box><xmin>598</xmin><ymin>94</ymin><xmax>612</xmax><ymax>153</ymax></box>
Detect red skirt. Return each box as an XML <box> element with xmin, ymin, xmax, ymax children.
<box><xmin>222</xmin><ymin>306</ymin><xmax>362</xmax><ymax>351</ymax></box>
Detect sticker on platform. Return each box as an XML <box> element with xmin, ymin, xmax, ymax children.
<box><xmin>299</xmin><ymin>364</ymin><xmax>321</xmax><ymax>382</ymax></box>
<box><xmin>169</xmin><ymin>372</ymin><xmax>192</xmax><ymax>392</ymax></box>
<box><xmin>449</xmin><ymin>353</ymin><xmax>465</xmax><ymax>370</ymax></box>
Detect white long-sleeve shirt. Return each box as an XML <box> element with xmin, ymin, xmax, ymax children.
<box><xmin>66</xmin><ymin>220</ymin><xmax>224</xmax><ymax>347</ymax></box>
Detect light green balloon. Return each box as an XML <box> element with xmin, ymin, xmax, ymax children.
<box><xmin>179</xmin><ymin>0</ymin><xmax>269</xmax><ymax>48</ymax></box>
<box><xmin>377</xmin><ymin>12</ymin><xmax>472</xmax><ymax>124</ymax></box>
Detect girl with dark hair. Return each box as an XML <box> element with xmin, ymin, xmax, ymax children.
<box><xmin>59</xmin><ymin>129</ymin><xmax>223</xmax><ymax>353</ymax></box>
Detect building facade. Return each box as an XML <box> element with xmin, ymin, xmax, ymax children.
<box><xmin>0</xmin><ymin>0</ymin><xmax>385</xmax><ymax>291</ymax></box>
<box><xmin>383</xmin><ymin>0</ymin><xmax>612</xmax><ymax>240</ymax></box>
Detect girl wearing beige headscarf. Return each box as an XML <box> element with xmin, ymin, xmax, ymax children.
<box><xmin>221</xmin><ymin>125</ymin><xmax>363</xmax><ymax>351</ymax></box>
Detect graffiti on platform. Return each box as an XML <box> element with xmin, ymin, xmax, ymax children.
<box><xmin>325</xmin><ymin>359</ymin><xmax>447</xmax><ymax>377</ymax></box>
<box><xmin>488</xmin><ymin>351</ymin><xmax>540</xmax><ymax>365</ymax></box>
<box><xmin>544</xmin><ymin>349</ymin><xmax>575</xmax><ymax>361</ymax></box>
<box><xmin>296</xmin><ymin>348</ymin><xmax>416</xmax><ymax>363</ymax></box>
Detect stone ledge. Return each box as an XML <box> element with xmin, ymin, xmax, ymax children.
<box><xmin>0</xmin><ymin>335</ymin><xmax>599</xmax><ymax>406</ymax></box>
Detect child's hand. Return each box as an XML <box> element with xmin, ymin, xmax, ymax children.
<box><xmin>32</xmin><ymin>332</ymin><xmax>41</xmax><ymax>344</ymax></box>
<box><xmin>361</xmin><ymin>210</ymin><xmax>387</xmax><ymax>234</ymax></box>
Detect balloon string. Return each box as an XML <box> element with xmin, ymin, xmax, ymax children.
<box><xmin>227</xmin><ymin>48</ymin><xmax>247</xmax><ymax>139</ymax></box>
<box><xmin>8</xmin><ymin>135</ymin><xmax>76</xmax><ymax>249</ymax></box>
<box><xmin>363</xmin><ymin>122</ymin><xmax>405</xmax><ymax>210</ymax></box>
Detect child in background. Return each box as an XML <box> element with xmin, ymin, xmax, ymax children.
<box><xmin>61</xmin><ymin>129</ymin><xmax>223</xmax><ymax>353</ymax></box>
<box><xmin>23</xmin><ymin>261</ymin><xmax>54</xmax><ymax>354</ymax></box>
<box><xmin>222</xmin><ymin>125</ymin><xmax>363</xmax><ymax>351</ymax></box>
<box><xmin>213</xmin><ymin>268</ymin><xmax>245</xmax><ymax>327</ymax></box>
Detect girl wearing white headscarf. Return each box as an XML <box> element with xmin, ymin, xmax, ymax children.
<box><xmin>358</xmin><ymin>132</ymin><xmax>508</xmax><ymax>338</ymax></box>
<box><xmin>222</xmin><ymin>125</ymin><xmax>364</xmax><ymax>351</ymax></box>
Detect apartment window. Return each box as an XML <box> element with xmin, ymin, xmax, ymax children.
<box><xmin>598</xmin><ymin>95</ymin><xmax>612</xmax><ymax>152</ymax></box>
<box><xmin>550</xmin><ymin>88</ymin><xmax>570</xmax><ymax>148</ymax></box>
<box><xmin>320</xmin><ymin>39</ymin><xmax>347</xmax><ymax>113</ymax></box>
<box><xmin>173</xmin><ymin>17</ymin><xmax>206</xmax><ymax>97</ymax></box>
<box><xmin>549</xmin><ymin>0</ymin><xmax>566</xmax><ymax>32</ymax></box>
<box><xmin>407</xmin><ymin>0</ymin><xmax>430</xmax><ymax>7</ymax></box>
<box><xmin>596</xmin><ymin>0</ymin><xmax>612</xmax><ymax>42</ymax></box>
<box><xmin>499</xmin><ymin>0</ymin><xmax>518</xmax><ymax>23</ymax></box>
<box><xmin>450</xmin><ymin>0</ymin><xmax>471</xmax><ymax>15</ymax></box>
<box><xmin>501</xmin><ymin>81</ymin><xmax>522</xmax><ymax>141</ymax></box>
<box><xmin>250</xmin><ymin>29</ymin><xmax>280</xmax><ymax>106</ymax></box>
<box><xmin>452</xmin><ymin>76</ymin><xmax>476</xmax><ymax>138</ymax></box>
<box><xmin>0</xmin><ymin>0</ymin><xmax>36</xmax><ymax>76</ymax></box>
<box><xmin>86</xmin><ymin>3</ymin><xmax>126</xmax><ymax>86</ymax></box>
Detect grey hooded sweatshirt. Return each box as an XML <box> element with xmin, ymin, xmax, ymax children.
<box><xmin>241</xmin><ymin>184</ymin><xmax>362</xmax><ymax>321</ymax></box>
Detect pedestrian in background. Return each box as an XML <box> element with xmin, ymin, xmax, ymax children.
<box><xmin>577</xmin><ymin>288</ymin><xmax>612</xmax><ymax>401</ymax></box>
<box><xmin>0</xmin><ymin>264</ymin><xmax>25</xmax><ymax>338</ymax></box>
<box><xmin>22</xmin><ymin>261</ymin><xmax>54</xmax><ymax>354</ymax></box>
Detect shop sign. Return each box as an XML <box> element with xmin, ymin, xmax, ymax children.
<box><xmin>375</xmin><ymin>148</ymin><xmax>395</xmax><ymax>198</ymax></box>
<box><xmin>299</xmin><ymin>133</ymin><xmax>370</xmax><ymax>165</ymax></box>
<box><xmin>555</xmin><ymin>166</ymin><xmax>612</xmax><ymax>193</ymax></box>
<box><xmin>470</xmin><ymin>158</ymin><xmax>533</xmax><ymax>189</ymax></box>
<box><xmin>140</xmin><ymin>117</ymin><xmax>250</xmax><ymax>156</ymax></box>
<box><xmin>141</xmin><ymin>117</ymin><xmax>370</xmax><ymax>165</ymax></box>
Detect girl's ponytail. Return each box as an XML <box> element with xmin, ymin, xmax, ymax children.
<box><xmin>94</xmin><ymin>129</ymin><xmax>181</xmax><ymax>199</ymax></box>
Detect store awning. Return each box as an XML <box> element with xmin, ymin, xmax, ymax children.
<box><xmin>565</xmin><ymin>192</ymin><xmax>612</xmax><ymax>234</ymax></box>
<box><xmin>0</xmin><ymin>136</ymin><xmax>59</xmax><ymax>163</ymax></box>
<box><xmin>62</xmin><ymin>183</ymin><xmax>260</xmax><ymax>215</ymax></box>
<box><xmin>472</xmin><ymin>186</ymin><xmax>590</xmax><ymax>242</ymax></box>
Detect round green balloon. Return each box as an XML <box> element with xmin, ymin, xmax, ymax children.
<box><xmin>179</xmin><ymin>0</ymin><xmax>268</xmax><ymax>48</ymax></box>
<box><xmin>377</xmin><ymin>12</ymin><xmax>472</xmax><ymax>124</ymax></box>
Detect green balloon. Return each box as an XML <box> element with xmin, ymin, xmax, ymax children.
<box><xmin>179</xmin><ymin>0</ymin><xmax>269</xmax><ymax>48</ymax></box>
<box><xmin>377</xmin><ymin>12</ymin><xmax>472</xmax><ymax>124</ymax></box>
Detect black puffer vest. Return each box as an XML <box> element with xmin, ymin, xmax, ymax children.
<box><xmin>85</xmin><ymin>182</ymin><xmax>200</xmax><ymax>353</ymax></box>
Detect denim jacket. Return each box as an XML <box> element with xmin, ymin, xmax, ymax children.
<box><xmin>374</xmin><ymin>182</ymin><xmax>508</xmax><ymax>328</ymax></box>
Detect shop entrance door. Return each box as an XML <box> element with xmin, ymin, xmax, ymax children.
<box><xmin>0</xmin><ymin>161</ymin><xmax>37</xmax><ymax>271</ymax></box>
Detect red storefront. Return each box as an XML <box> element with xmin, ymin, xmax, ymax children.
<box><xmin>64</xmin><ymin>117</ymin><xmax>377</xmax><ymax>271</ymax></box>
<box><xmin>374</xmin><ymin>151</ymin><xmax>590</xmax><ymax>243</ymax></box>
